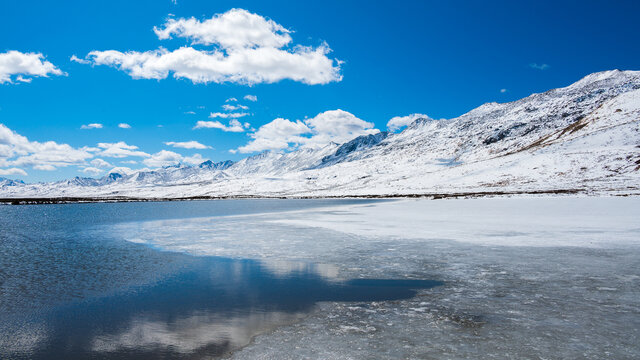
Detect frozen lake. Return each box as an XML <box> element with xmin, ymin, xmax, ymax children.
<box><xmin>1</xmin><ymin>197</ymin><xmax>639</xmax><ymax>358</ymax></box>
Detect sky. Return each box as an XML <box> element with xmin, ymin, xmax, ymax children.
<box><xmin>1</xmin><ymin>0</ymin><xmax>639</xmax><ymax>182</ymax></box>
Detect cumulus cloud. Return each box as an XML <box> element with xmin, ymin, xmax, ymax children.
<box><xmin>153</xmin><ymin>9</ymin><xmax>292</xmax><ymax>48</ymax></box>
<box><xmin>0</xmin><ymin>50</ymin><xmax>64</xmax><ymax>84</ymax></box>
<box><xmin>81</xmin><ymin>123</ymin><xmax>103</xmax><ymax>129</ymax></box>
<box><xmin>118</xmin><ymin>123</ymin><xmax>131</xmax><ymax>129</ymax></box>
<box><xmin>90</xmin><ymin>158</ymin><xmax>112</xmax><ymax>168</ymax></box>
<box><xmin>386</xmin><ymin>113</ymin><xmax>431</xmax><ymax>132</ymax></box>
<box><xmin>529</xmin><ymin>63</ymin><xmax>549</xmax><ymax>70</ymax></box>
<box><xmin>142</xmin><ymin>150</ymin><xmax>183</xmax><ymax>167</ymax></box>
<box><xmin>0</xmin><ymin>123</ymin><xmax>211</xmax><ymax>176</ymax></box>
<box><xmin>182</xmin><ymin>153</ymin><xmax>207</xmax><ymax>165</ymax></box>
<box><xmin>76</xmin><ymin>9</ymin><xmax>342</xmax><ymax>85</ymax></box>
<box><xmin>244</xmin><ymin>94</ymin><xmax>257</xmax><ymax>102</ymax></box>
<box><xmin>142</xmin><ymin>150</ymin><xmax>207</xmax><ymax>168</ymax></box>
<box><xmin>193</xmin><ymin>119</ymin><xmax>246</xmax><ymax>132</ymax></box>
<box><xmin>0</xmin><ymin>167</ymin><xmax>27</xmax><ymax>176</ymax></box>
<box><xmin>222</xmin><ymin>104</ymin><xmax>248</xmax><ymax>111</ymax></box>
<box><xmin>81</xmin><ymin>167</ymin><xmax>104</xmax><ymax>176</ymax></box>
<box><xmin>237</xmin><ymin>109</ymin><xmax>378</xmax><ymax>153</ymax></box>
<box><xmin>0</xmin><ymin>123</ymin><xmax>94</xmax><ymax>173</ymax></box>
<box><xmin>97</xmin><ymin>142</ymin><xmax>150</xmax><ymax>158</ymax></box>
<box><xmin>237</xmin><ymin>118</ymin><xmax>310</xmax><ymax>153</ymax></box>
<box><xmin>164</xmin><ymin>140</ymin><xmax>211</xmax><ymax>149</ymax></box>
<box><xmin>108</xmin><ymin>166</ymin><xmax>136</xmax><ymax>175</ymax></box>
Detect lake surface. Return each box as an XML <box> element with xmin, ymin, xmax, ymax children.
<box><xmin>0</xmin><ymin>199</ymin><xmax>441</xmax><ymax>359</ymax></box>
<box><xmin>2</xmin><ymin>197</ymin><xmax>639</xmax><ymax>359</ymax></box>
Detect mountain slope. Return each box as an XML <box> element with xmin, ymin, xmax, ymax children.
<box><xmin>1</xmin><ymin>70</ymin><xmax>639</xmax><ymax>199</ymax></box>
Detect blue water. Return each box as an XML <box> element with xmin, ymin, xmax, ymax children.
<box><xmin>0</xmin><ymin>199</ymin><xmax>441</xmax><ymax>359</ymax></box>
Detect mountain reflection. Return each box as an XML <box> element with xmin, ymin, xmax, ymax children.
<box><xmin>10</xmin><ymin>256</ymin><xmax>441</xmax><ymax>359</ymax></box>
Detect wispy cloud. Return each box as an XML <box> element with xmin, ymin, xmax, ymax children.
<box><xmin>222</xmin><ymin>104</ymin><xmax>248</xmax><ymax>111</ymax></box>
<box><xmin>209</xmin><ymin>112</ymin><xmax>249</xmax><ymax>119</ymax></box>
<box><xmin>500</xmin><ymin>88</ymin><xmax>508</xmax><ymax>93</ymax></box>
<box><xmin>81</xmin><ymin>123</ymin><xmax>103</xmax><ymax>129</ymax></box>
<box><xmin>193</xmin><ymin>119</ymin><xmax>247</xmax><ymax>132</ymax></box>
<box><xmin>118</xmin><ymin>123</ymin><xmax>131</xmax><ymax>129</ymax></box>
<box><xmin>244</xmin><ymin>94</ymin><xmax>258</xmax><ymax>102</ymax></box>
<box><xmin>164</xmin><ymin>140</ymin><xmax>211</xmax><ymax>149</ymax></box>
<box><xmin>97</xmin><ymin>142</ymin><xmax>150</xmax><ymax>158</ymax></box>
<box><xmin>70</xmin><ymin>54</ymin><xmax>91</xmax><ymax>65</ymax></box>
<box><xmin>529</xmin><ymin>63</ymin><xmax>549</xmax><ymax>70</ymax></box>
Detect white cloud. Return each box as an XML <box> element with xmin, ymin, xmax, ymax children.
<box><xmin>108</xmin><ymin>166</ymin><xmax>136</xmax><ymax>175</ymax></box>
<box><xmin>303</xmin><ymin>110</ymin><xmax>379</xmax><ymax>148</ymax></box>
<box><xmin>81</xmin><ymin>167</ymin><xmax>104</xmax><ymax>176</ymax></box>
<box><xmin>33</xmin><ymin>164</ymin><xmax>56</xmax><ymax>171</ymax></box>
<box><xmin>81</xmin><ymin>123</ymin><xmax>103</xmax><ymax>129</ymax></box>
<box><xmin>237</xmin><ymin>109</ymin><xmax>378</xmax><ymax>153</ymax></box>
<box><xmin>529</xmin><ymin>63</ymin><xmax>549</xmax><ymax>70</ymax></box>
<box><xmin>193</xmin><ymin>119</ymin><xmax>245</xmax><ymax>132</ymax></box>
<box><xmin>225</xmin><ymin>97</ymin><xmax>238</xmax><ymax>102</ymax></box>
<box><xmin>244</xmin><ymin>94</ymin><xmax>257</xmax><ymax>102</ymax></box>
<box><xmin>386</xmin><ymin>113</ymin><xmax>431</xmax><ymax>132</ymax></box>
<box><xmin>182</xmin><ymin>153</ymin><xmax>207</xmax><ymax>165</ymax></box>
<box><xmin>97</xmin><ymin>141</ymin><xmax>150</xmax><ymax>158</ymax></box>
<box><xmin>118</xmin><ymin>123</ymin><xmax>131</xmax><ymax>129</ymax></box>
<box><xmin>222</xmin><ymin>104</ymin><xmax>248</xmax><ymax>111</ymax></box>
<box><xmin>500</xmin><ymin>88</ymin><xmax>508</xmax><ymax>93</ymax></box>
<box><xmin>0</xmin><ymin>50</ymin><xmax>64</xmax><ymax>84</ymax></box>
<box><xmin>142</xmin><ymin>150</ymin><xmax>206</xmax><ymax>168</ymax></box>
<box><xmin>0</xmin><ymin>167</ymin><xmax>27</xmax><ymax>176</ymax></box>
<box><xmin>16</xmin><ymin>75</ymin><xmax>32</xmax><ymax>83</ymax></box>
<box><xmin>209</xmin><ymin>112</ymin><xmax>248</xmax><ymax>119</ymax></box>
<box><xmin>164</xmin><ymin>140</ymin><xmax>211</xmax><ymax>149</ymax></box>
<box><xmin>77</xmin><ymin>9</ymin><xmax>342</xmax><ymax>85</ymax></box>
<box><xmin>142</xmin><ymin>150</ymin><xmax>183</xmax><ymax>167</ymax></box>
<box><xmin>184</xmin><ymin>111</ymin><xmax>196</xmax><ymax>115</ymax></box>
<box><xmin>154</xmin><ymin>9</ymin><xmax>292</xmax><ymax>48</ymax></box>
<box><xmin>70</xmin><ymin>55</ymin><xmax>91</xmax><ymax>65</ymax></box>
<box><xmin>237</xmin><ymin>118</ymin><xmax>310</xmax><ymax>153</ymax></box>
<box><xmin>0</xmin><ymin>123</ymin><xmax>94</xmax><ymax>172</ymax></box>
<box><xmin>90</xmin><ymin>158</ymin><xmax>112</xmax><ymax>168</ymax></box>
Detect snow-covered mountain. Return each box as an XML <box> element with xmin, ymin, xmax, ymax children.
<box><xmin>2</xmin><ymin>70</ymin><xmax>639</xmax><ymax>199</ymax></box>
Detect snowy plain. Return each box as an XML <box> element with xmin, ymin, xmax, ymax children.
<box><xmin>106</xmin><ymin>196</ymin><xmax>640</xmax><ymax>359</ymax></box>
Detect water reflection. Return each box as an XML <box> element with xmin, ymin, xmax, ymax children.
<box><xmin>4</xmin><ymin>256</ymin><xmax>440</xmax><ymax>359</ymax></box>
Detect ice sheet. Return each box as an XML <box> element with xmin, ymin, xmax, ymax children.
<box><xmin>105</xmin><ymin>196</ymin><xmax>640</xmax><ymax>359</ymax></box>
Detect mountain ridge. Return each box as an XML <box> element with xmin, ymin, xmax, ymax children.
<box><xmin>2</xmin><ymin>69</ymin><xmax>639</xmax><ymax>199</ymax></box>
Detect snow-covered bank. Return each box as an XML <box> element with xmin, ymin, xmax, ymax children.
<box><xmin>273</xmin><ymin>196</ymin><xmax>640</xmax><ymax>248</ymax></box>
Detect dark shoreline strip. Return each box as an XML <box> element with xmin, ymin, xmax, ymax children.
<box><xmin>0</xmin><ymin>189</ymin><xmax>587</xmax><ymax>205</ymax></box>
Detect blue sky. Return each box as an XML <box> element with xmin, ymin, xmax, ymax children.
<box><xmin>1</xmin><ymin>0</ymin><xmax>639</xmax><ymax>182</ymax></box>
